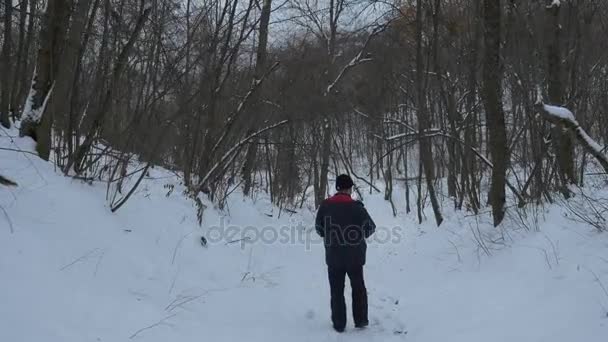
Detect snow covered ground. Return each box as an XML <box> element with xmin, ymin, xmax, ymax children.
<box><xmin>2</xmin><ymin>127</ymin><xmax>608</xmax><ymax>342</ymax></box>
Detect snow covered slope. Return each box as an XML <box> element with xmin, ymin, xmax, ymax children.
<box><xmin>2</xmin><ymin>128</ymin><xmax>608</xmax><ymax>342</ymax></box>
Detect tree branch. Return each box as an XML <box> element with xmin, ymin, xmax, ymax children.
<box><xmin>195</xmin><ymin>120</ymin><xmax>289</xmax><ymax>193</ymax></box>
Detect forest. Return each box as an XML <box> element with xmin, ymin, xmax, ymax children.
<box><xmin>2</xmin><ymin>0</ymin><xmax>608</xmax><ymax>227</ymax></box>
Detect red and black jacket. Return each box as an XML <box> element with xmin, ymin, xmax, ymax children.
<box><xmin>315</xmin><ymin>193</ymin><xmax>376</xmax><ymax>268</ymax></box>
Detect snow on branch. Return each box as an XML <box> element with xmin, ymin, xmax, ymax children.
<box><xmin>542</xmin><ymin>104</ymin><xmax>575</xmax><ymax>122</ymax></box>
<box><xmin>536</xmin><ymin>101</ymin><xmax>608</xmax><ymax>174</ymax></box>
<box><xmin>386</xmin><ymin>128</ymin><xmax>442</xmax><ymax>141</ymax></box>
<box><xmin>547</xmin><ymin>0</ymin><xmax>561</xmax><ymax>9</ymax></box>
<box><xmin>325</xmin><ymin>21</ymin><xmax>393</xmax><ymax>96</ymax></box>
<box><xmin>383</xmin><ymin>117</ymin><xmax>417</xmax><ymax>133</ymax></box>
<box><xmin>210</xmin><ymin>61</ymin><xmax>280</xmax><ymax>156</ymax></box>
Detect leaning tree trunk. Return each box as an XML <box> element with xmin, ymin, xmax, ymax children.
<box><xmin>482</xmin><ymin>0</ymin><xmax>508</xmax><ymax>226</ymax></box>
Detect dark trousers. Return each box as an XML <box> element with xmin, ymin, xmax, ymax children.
<box><xmin>327</xmin><ymin>266</ymin><xmax>368</xmax><ymax>329</ymax></box>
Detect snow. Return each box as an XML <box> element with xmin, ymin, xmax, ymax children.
<box><xmin>543</xmin><ymin>104</ymin><xmax>576</xmax><ymax>122</ymax></box>
<box><xmin>541</xmin><ymin>103</ymin><xmax>607</xmax><ymax>156</ymax></box>
<box><xmin>386</xmin><ymin>132</ymin><xmax>411</xmax><ymax>141</ymax></box>
<box><xmin>2</xmin><ymin>126</ymin><xmax>608</xmax><ymax>342</ymax></box>
<box><xmin>20</xmin><ymin>75</ymin><xmax>55</xmax><ymax>124</ymax></box>
<box><xmin>548</xmin><ymin>0</ymin><xmax>561</xmax><ymax>8</ymax></box>
<box><xmin>577</xmin><ymin>127</ymin><xmax>605</xmax><ymax>156</ymax></box>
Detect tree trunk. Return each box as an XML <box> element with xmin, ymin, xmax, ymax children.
<box><xmin>69</xmin><ymin>7</ymin><xmax>151</xmax><ymax>173</ymax></box>
<box><xmin>242</xmin><ymin>0</ymin><xmax>273</xmax><ymax>196</ymax></box>
<box><xmin>546</xmin><ymin>1</ymin><xmax>576</xmax><ymax>191</ymax></box>
<box><xmin>1</xmin><ymin>0</ymin><xmax>13</xmax><ymax>128</ymax></box>
<box><xmin>415</xmin><ymin>0</ymin><xmax>443</xmax><ymax>226</ymax></box>
<box><xmin>47</xmin><ymin>0</ymin><xmax>94</xmax><ymax>162</ymax></box>
<box><xmin>9</xmin><ymin>0</ymin><xmax>28</xmax><ymax>116</ymax></box>
<box><xmin>316</xmin><ymin>120</ymin><xmax>332</xmax><ymax>207</ymax></box>
<box><xmin>481</xmin><ymin>0</ymin><xmax>508</xmax><ymax>226</ymax></box>
<box><xmin>19</xmin><ymin>0</ymin><xmax>70</xmax><ymax>160</ymax></box>
<box><xmin>14</xmin><ymin>0</ymin><xmax>37</xmax><ymax>113</ymax></box>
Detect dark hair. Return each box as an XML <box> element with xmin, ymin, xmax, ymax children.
<box><xmin>335</xmin><ymin>174</ymin><xmax>354</xmax><ymax>190</ymax></box>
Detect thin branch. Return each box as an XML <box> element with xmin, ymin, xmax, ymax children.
<box><xmin>110</xmin><ymin>163</ymin><xmax>151</xmax><ymax>213</ymax></box>
<box><xmin>129</xmin><ymin>314</ymin><xmax>176</xmax><ymax>339</ymax></box>
<box><xmin>376</xmin><ymin>130</ymin><xmax>526</xmax><ymax>206</ymax></box>
<box><xmin>210</xmin><ymin>61</ymin><xmax>281</xmax><ymax>157</ymax></box>
<box><xmin>1</xmin><ymin>205</ymin><xmax>15</xmax><ymax>233</ymax></box>
<box><xmin>325</xmin><ymin>20</ymin><xmax>393</xmax><ymax>95</ymax></box>
<box><xmin>195</xmin><ymin>120</ymin><xmax>289</xmax><ymax>193</ymax></box>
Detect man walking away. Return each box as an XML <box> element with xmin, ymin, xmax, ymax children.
<box><xmin>315</xmin><ymin>174</ymin><xmax>376</xmax><ymax>332</ymax></box>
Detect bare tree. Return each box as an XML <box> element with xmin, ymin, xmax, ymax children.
<box><xmin>481</xmin><ymin>0</ymin><xmax>508</xmax><ymax>226</ymax></box>
<box><xmin>1</xmin><ymin>0</ymin><xmax>607</xmax><ymax>219</ymax></box>
<box><xmin>545</xmin><ymin>0</ymin><xmax>576</xmax><ymax>194</ymax></box>
<box><xmin>415</xmin><ymin>0</ymin><xmax>443</xmax><ymax>226</ymax></box>
<box><xmin>19</xmin><ymin>0</ymin><xmax>70</xmax><ymax>159</ymax></box>
<box><xmin>242</xmin><ymin>0</ymin><xmax>274</xmax><ymax>196</ymax></box>
<box><xmin>0</xmin><ymin>0</ymin><xmax>13</xmax><ymax>128</ymax></box>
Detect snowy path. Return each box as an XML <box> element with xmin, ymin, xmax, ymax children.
<box><xmin>2</xmin><ymin>132</ymin><xmax>608</xmax><ymax>341</ymax></box>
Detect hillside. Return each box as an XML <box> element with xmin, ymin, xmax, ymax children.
<box><xmin>2</xmin><ymin>127</ymin><xmax>608</xmax><ymax>342</ymax></box>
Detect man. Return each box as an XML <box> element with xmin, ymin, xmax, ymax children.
<box><xmin>315</xmin><ymin>174</ymin><xmax>376</xmax><ymax>332</ymax></box>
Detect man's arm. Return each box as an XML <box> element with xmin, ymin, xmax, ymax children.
<box><xmin>315</xmin><ymin>204</ymin><xmax>325</xmax><ymax>237</ymax></box>
<box><xmin>358</xmin><ymin>203</ymin><xmax>376</xmax><ymax>238</ymax></box>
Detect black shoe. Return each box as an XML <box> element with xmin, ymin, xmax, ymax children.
<box><xmin>333</xmin><ymin>325</ymin><xmax>345</xmax><ymax>333</ymax></box>
<box><xmin>355</xmin><ymin>321</ymin><xmax>369</xmax><ymax>329</ymax></box>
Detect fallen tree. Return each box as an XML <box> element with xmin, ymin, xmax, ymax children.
<box><xmin>536</xmin><ymin>101</ymin><xmax>608</xmax><ymax>175</ymax></box>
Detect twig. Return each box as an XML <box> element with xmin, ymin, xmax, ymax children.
<box><xmin>110</xmin><ymin>163</ymin><xmax>151</xmax><ymax>212</ymax></box>
<box><xmin>226</xmin><ymin>237</ymin><xmax>251</xmax><ymax>245</ymax></box>
<box><xmin>1</xmin><ymin>205</ymin><xmax>14</xmax><ymax>233</ymax></box>
<box><xmin>543</xmin><ymin>234</ymin><xmax>559</xmax><ymax>266</ymax></box>
<box><xmin>584</xmin><ymin>267</ymin><xmax>608</xmax><ymax>300</ymax></box>
<box><xmin>325</xmin><ymin>20</ymin><xmax>393</xmax><ymax>95</ymax></box>
<box><xmin>171</xmin><ymin>231</ymin><xmax>194</xmax><ymax>265</ymax></box>
<box><xmin>169</xmin><ymin>269</ymin><xmax>180</xmax><ymax>295</ymax></box>
<box><xmin>129</xmin><ymin>314</ymin><xmax>176</xmax><ymax>339</ymax></box>
<box><xmin>210</xmin><ymin>62</ymin><xmax>281</xmax><ymax>157</ymax></box>
<box><xmin>93</xmin><ymin>250</ymin><xmax>105</xmax><ymax>277</ymax></box>
<box><xmin>469</xmin><ymin>223</ymin><xmax>490</xmax><ymax>257</ymax></box>
<box><xmin>446</xmin><ymin>238</ymin><xmax>462</xmax><ymax>263</ymax></box>
<box><xmin>165</xmin><ymin>294</ymin><xmax>204</xmax><ymax>313</ymax></box>
<box><xmin>0</xmin><ymin>147</ymin><xmax>38</xmax><ymax>156</ymax></box>
<box><xmin>59</xmin><ymin>248</ymin><xmax>100</xmax><ymax>271</ymax></box>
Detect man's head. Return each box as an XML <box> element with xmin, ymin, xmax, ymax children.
<box><xmin>335</xmin><ymin>174</ymin><xmax>354</xmax><ymax>194</ymax></box>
